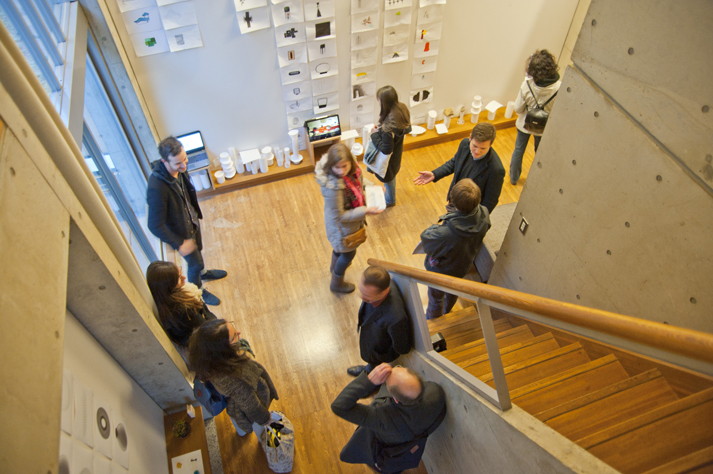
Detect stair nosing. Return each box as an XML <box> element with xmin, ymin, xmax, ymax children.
<box><xmin>576</xmin><ymin>386</ymin><xmax>713</xmax><ymax>450</ymax></box>
<box><xmin>459</xmin><ymin>333</ymin><xmax>556</xmax><ymax>369</ymax></box>
<box><xmin>442</xmin><ymin>325</ymin><xmax>530</xmax><ymax>357</ymax></box>
<box><xmin>536</xmin><ymin>368</ymin><xmax>664</xmax><ymax>422</ymax></box>
<box><xmin>510</xmin><ymin>354</ymin><xmax>620</xmax><ymax>400</ymax></box>
<box><xmin>481</xmin><ymin>343</ymin><xmax>584</xmax><ymax>383</ymax></box>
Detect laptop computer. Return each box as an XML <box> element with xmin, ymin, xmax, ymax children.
<box><xmin>304</xmin><ymin>114</ymin><xmax>341</xmax><ymax>142</ymax></box>
<box><xmin>176</xmin><ymin>131</ymin><xmax>210</xmax><ymax>171</ymax></box>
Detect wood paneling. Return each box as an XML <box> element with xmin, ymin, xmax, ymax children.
<box><xmin>199</xmin><ymin>129</ymin><xmax>532</xmax><ymax>472</ymax></box>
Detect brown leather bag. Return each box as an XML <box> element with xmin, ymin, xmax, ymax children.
<box><xmin>342</xmin><ymin>226</ymin><xmax>367</xmax><ymax>249</ymax></box>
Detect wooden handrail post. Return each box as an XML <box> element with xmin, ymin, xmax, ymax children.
<box><xmin>476</xmin><ymin>299</ymin><xmax>512</xmax><ymax>411</ymax></box>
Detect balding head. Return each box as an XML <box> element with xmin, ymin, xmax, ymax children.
<box><xmin>386</xmin><ymin>366</ymin><xmax>424</xmax><ymax>406</ymax></box>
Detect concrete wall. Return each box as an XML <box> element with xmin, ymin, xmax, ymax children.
<box><xmin>63</xmin><ymin>310</ymin><xmax>169</xmax><ymax>474</ymax></box>
<box><xmin>403</xmin><ymin>351</ymin><xmax>618</xmax><ymax>474</ymax></box>
<box><xmin>96</xmin><ymin>0</ymin><xmax>579</xmax><ymax>154</ymax></box>
<box><xmin>489</xmin><ymin>0</ymin><xmax>713</xmax><ymax>334</ymax></box>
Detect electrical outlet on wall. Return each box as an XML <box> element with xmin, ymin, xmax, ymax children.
<box><xmin>519</xmin><ymin>218</ymin><xmax>528</xmax><ymax>235</ymax></box>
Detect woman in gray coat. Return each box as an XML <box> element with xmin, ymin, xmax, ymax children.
<box><xmin>315</xmin><ymin>143</ymin><xmax>382</xmax><ymax>293</ymax></box>
<box><xmin>188</xmin><ymin>319</ymin><xmax>279</xmax><ymax>437</ymax></box>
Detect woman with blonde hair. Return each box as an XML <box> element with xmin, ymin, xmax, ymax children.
<box><xmin>315</xmin><ymin>143</ymin><xmax>382</xmax><ymax>293</ymax></box>
<box><xmin>146</xmin><ymin>260</ymin><xmax>216</xmax><ymax>350</ymax></box>
<box><xmin>369</xmin><ymin>85</ymin><xmax>412</xmax><ymax>207</ymax></box>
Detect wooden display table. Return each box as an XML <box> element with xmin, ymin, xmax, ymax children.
<box><xmin>164</xmin><ymin>406</ymin><xmax>212</xmax><ymax>474</ymax></box>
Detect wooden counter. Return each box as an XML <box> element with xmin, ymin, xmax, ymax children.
<box><xmin>164</xmin><ymin>405</ymin><xmax>212</xmax><ymax>474</ymax></box>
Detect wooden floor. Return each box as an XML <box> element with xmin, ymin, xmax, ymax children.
<box><xmin>197</xmin><ymin>127</ymin><xmax>534</xmax><ymax>474</ymax></box>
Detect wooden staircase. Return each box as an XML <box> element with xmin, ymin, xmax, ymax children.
<box><xmin>428</xmin><ymin>307</ymin><xmax>713</xmax><ymax>474</ymax></box>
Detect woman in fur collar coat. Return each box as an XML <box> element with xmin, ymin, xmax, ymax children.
<box><xmin>315</xmin><ymin>143</ymin><xmax>382</xmax><ymax>293</ymax></box>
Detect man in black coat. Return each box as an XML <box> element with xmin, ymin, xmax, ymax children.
<box><xmin>414</xmin><ymin>122</ymin><xmax>505</xmax><ymax>213</ymax></box>
<box><xmin>147</xmin><ymin>137</ymin><xmax>226</xmax><ymax>305</ymax></box>
<box><xmin>332</xmin><ymin>363</ymin><xmax>447</xmax><ymax>472</ymax></box>
<box><xmin>421</xmin><ymin>179</ymin><xmax>491</xmax><ymax>319</ymax></box>
<box><xmin>347</xmin><ymin>266</ymin><xmax>412</xmax><ymax>377</ymax></box>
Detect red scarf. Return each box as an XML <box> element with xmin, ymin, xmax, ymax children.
<box><xmin>343</xmin><ymin>167</ymin><xmax>365</xmax><ymax>210</ymax></box>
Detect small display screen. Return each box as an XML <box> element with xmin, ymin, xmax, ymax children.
<box><xmin>176</xmin><ymin>131</ymin><xmax>205</xmax><ymax>153</ymax></box>
<box><xmin>305</xmin><ymin>115</ymin><xmax>341</xmax><ymax>142</ymax></box>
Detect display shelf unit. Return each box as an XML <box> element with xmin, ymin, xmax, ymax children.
<box><xmin>198</xmin><ymin>149</ymin><xmax>313</xmax><ymax>197</ymax></box>
<box><xmin>402</xmin><ymin>110</ymin><xmax>516</xmax><ymax>151</ymax></box>
<box><xmin>195</xmin><ymin>111</ymin><xmax>515</xmax><ymax>197</ymax></box>
<box><xmin>164</xmin><ymin>405</ymin><xmax>212</xmax><ymax>474</ymax></box>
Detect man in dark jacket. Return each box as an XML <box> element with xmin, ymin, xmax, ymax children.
<box><xmin>413</xmin><ymin>122</ymin><xmax>505</xmax><ymax>213</ymax></box>
<box><xmin>347</xmin><ymin>266</ymin><xmax>412</xmax><ymax>377</ymax></box>
<box><xmin>147</xmin><ymin>137</ymin><xmax>226</xmax><ymax>305</ymax></box>
<box><xmin>421</xmin><ymin>179</ymin><xmax>491</xmax><ymax>319</ymax></box>
<box><xmin>332</xmin><ymin>363</ymin><xmax>446</xmax><ymax>472</ymax></box>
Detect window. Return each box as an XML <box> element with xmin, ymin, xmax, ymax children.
<box><xmin>0</xmin><ymin>0</ymin><xmax>69</xmax><ymax>108</ymax></box>
<box><xmin>83</xmin><ymin>53</ymin><xmax>160</xmax><ymax>270</ymax></box>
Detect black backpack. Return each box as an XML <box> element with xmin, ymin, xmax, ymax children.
<box><xmin>524</xmin><ymin>81</ymin><xmax>558</xmax><ymax>134</ymax></box>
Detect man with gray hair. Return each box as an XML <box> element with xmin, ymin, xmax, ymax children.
<box><xmin>332</xmin><ymin>363</ymin><xmax>447</xmax><ymax>473</ymax></box>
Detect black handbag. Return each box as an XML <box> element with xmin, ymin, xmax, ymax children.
<box><xmin>524</xmin><ymin>81</ymin><xmax>558</xmax><ymax>134</ymax></box>
<box><xmin>373</xmin><ymin>404</ymin><xmax>447</xmax><ymax>473</ymax></box>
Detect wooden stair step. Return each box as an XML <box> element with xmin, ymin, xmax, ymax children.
<box><xmin>582</xmin><ymin>388</ymin><xmax>713</xmax><ymax>474</ymax></box>
<box><xmin>443</xmin><ymin>325</ymin><xmax>533</xmax><ymax>362</ymax></box>
<box><xmin>442</xmin><ymin>318</ymin><xmax>512</xmax><ymax>349</ymax></box>
<box><xmin>541</xmin><ymin>369</ymin><xmax>679</xmax><ymax>441</ymax></box>
<box><xmin>461</xmin><ymin>333</ymin><xmax>560</xmax><ymax>377</ymax></box>
<box><xmin>427</xmin><ymin>306</ymin><xmax>479</xmax><ymax>333</ymax></box>
<box><xmin>511</xmin><ymin>354</ymin><xmax>629</xmax><ymax>414</ymax></box>
<box><xmin>481</xmin><ymin>343</ymin><xmax>591</xmax><ymax>391</ymax></box>
<box><xmin>641</xmin><ymin>445</ymin><xmax>713</xmax><ymax>474</ymax></box>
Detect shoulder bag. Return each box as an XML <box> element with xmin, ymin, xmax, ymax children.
<box><xmin>364</xmin><ymin>133</ymin><xmax>393</xmax><ymax>179</ymax></box>
<box><xmin>524</xmin><ymin>81</ymin><xmax>558</xmax><ymax>134</ymax></box>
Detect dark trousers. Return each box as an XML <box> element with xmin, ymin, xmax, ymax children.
<box><xmin>426</xmin><ymin>287</ymin><xmax>459</xmax><ymax>319</ymax></box>
<box><xmin>185</xmin><ymin>223</ymin><xmax>205</xmax><ymax>287</ymax></box>
<box><xmin>334</xmin><ymin>250</ymin><xmax>357</xmax><ymax>276</ymax></box>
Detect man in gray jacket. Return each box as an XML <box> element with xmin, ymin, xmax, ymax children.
<box><xmin>331</xmin><ymin>363</ymin><xmax>446</xmax><ymax>472</ymax></box>
<box><xmin>420</xmin><ymin>179</ymin><xmax>491</xmax><ymax>319</ymax></box>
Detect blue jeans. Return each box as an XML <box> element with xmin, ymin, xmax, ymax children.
<box><xmin>426</xmin><ymin>287</ymin><xmax>459</xmax><ymax>319</ymax></box>
<box><xmin>510</xmin><ymin>130</ymin><xmax>541</xmax><ymax>184</ymax></box>
<box><xmin>184</xmin><ymin>225</ymin><xmax>205</xmax><ymax>287</ymax></box>
<box><xmin>333</xmin><ymin>250</ymin><xmax>356</xmax><ymax>276</ymax></box>
<box><xmin>383</xmin><ymin>179</ymin><xmax>396</xmax><ymax>205</ymax></box>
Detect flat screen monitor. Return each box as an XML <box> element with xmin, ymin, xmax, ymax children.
<box><xmin>305</xmin><ymin>114</ymin><xmax>341</xmax><ymax>142</ymax></box>
<box><xmin>176</xmin><ymin>131</ymin><xmax>205</xmax><ymax>154</ymax></box>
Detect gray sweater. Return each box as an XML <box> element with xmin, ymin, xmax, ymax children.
<box><xmin>210</xmin><ymin>359</ymin><xmax>278</xmax><ymax>432</ymax></box>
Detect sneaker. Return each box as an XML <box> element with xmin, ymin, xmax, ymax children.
<box><xmin>201</xmin><ymin>288</ymin><xmax>221</xmax><ymax>306</ymax></box>
<box><xmin>202</xmin><ymin>269</ymin><xmax>228</xmax><ymax>281</ymax></box>
<box><xmin>347</xmin><ymin>365</ymin><xmax>367</xmax><ymax>377</ymax></box>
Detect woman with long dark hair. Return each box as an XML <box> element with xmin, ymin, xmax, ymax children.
<box><xmin>369</xmin><ymin>85</ymin><xmax>412</xmax><ymax>207</ymax></box>
<box><xmin>146</xmin><ymin>261</ymin><xmax>216</xmax><ymax>350</ymax></box>
<box><xmin>315</xmin><ymin>143</ymin><xmax>382</xmax><ymax>293</ymax></box>
<box><xmin>510</xmin><ymin>49</ymin><xmax>561</xmax><ymax>185</ymax></box>
<box><xmin>188</xmin><ymin>319</ymin><xmax>279</xmax><ymax>437</ymax></box>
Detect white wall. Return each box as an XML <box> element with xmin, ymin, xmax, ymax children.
<box><xmin>102</xmin><ymin>0</ymin><xmax>578</xmax><ymax>156</ymax></box>
<box><xmin>63</xmin><ymin>310</ymin><xmax>169</xmax><ymax>474</ymax></box>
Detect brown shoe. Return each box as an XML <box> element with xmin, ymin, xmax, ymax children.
<box><xmin>330</xmin><ymin>272</ymin><xmax>355</xmax><ymax>293</ymax></box>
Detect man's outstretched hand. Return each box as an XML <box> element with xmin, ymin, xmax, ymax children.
<box><xmin>368</xmin><ymin>363</ymin><xmax>393</xmax><ymax>385</ymax></box>
<box><xmin>414</xmin><ymin>171</ymin><xmax>435</xmax><ymax>185</ymax></box>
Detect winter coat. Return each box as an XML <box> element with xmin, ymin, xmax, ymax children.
<box><xmin>369</xmin><ymin>121</ymin><xmax>412</xmax><ymax>183</ymax></box>
<box><xmin>421</xmin><ymin>206</ymin><xmax>491</xmax><ymax>278</ymax></box>
<box><xmin>210</xmin><ymin>359</ymin><xmax>279</xmax><ymax>433</ymax></box>
<box><xmin>147</xmin><ymin>160</ymin><xmax>202</xmax><ymax>250</ymax></box>
<box><xmin>315</xmin><ymin>155</ymin><xmax>368</xmax><ymax>253</ymax></box>
<box><xmin>357</xmin><ymin>281</ymin><xmax>412</xmax><ymax>366</ymax></box>
<box><xmin>514</xmin><ymin>74</ymin><xmax>562</xmax><ymax>136</ymax></box>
